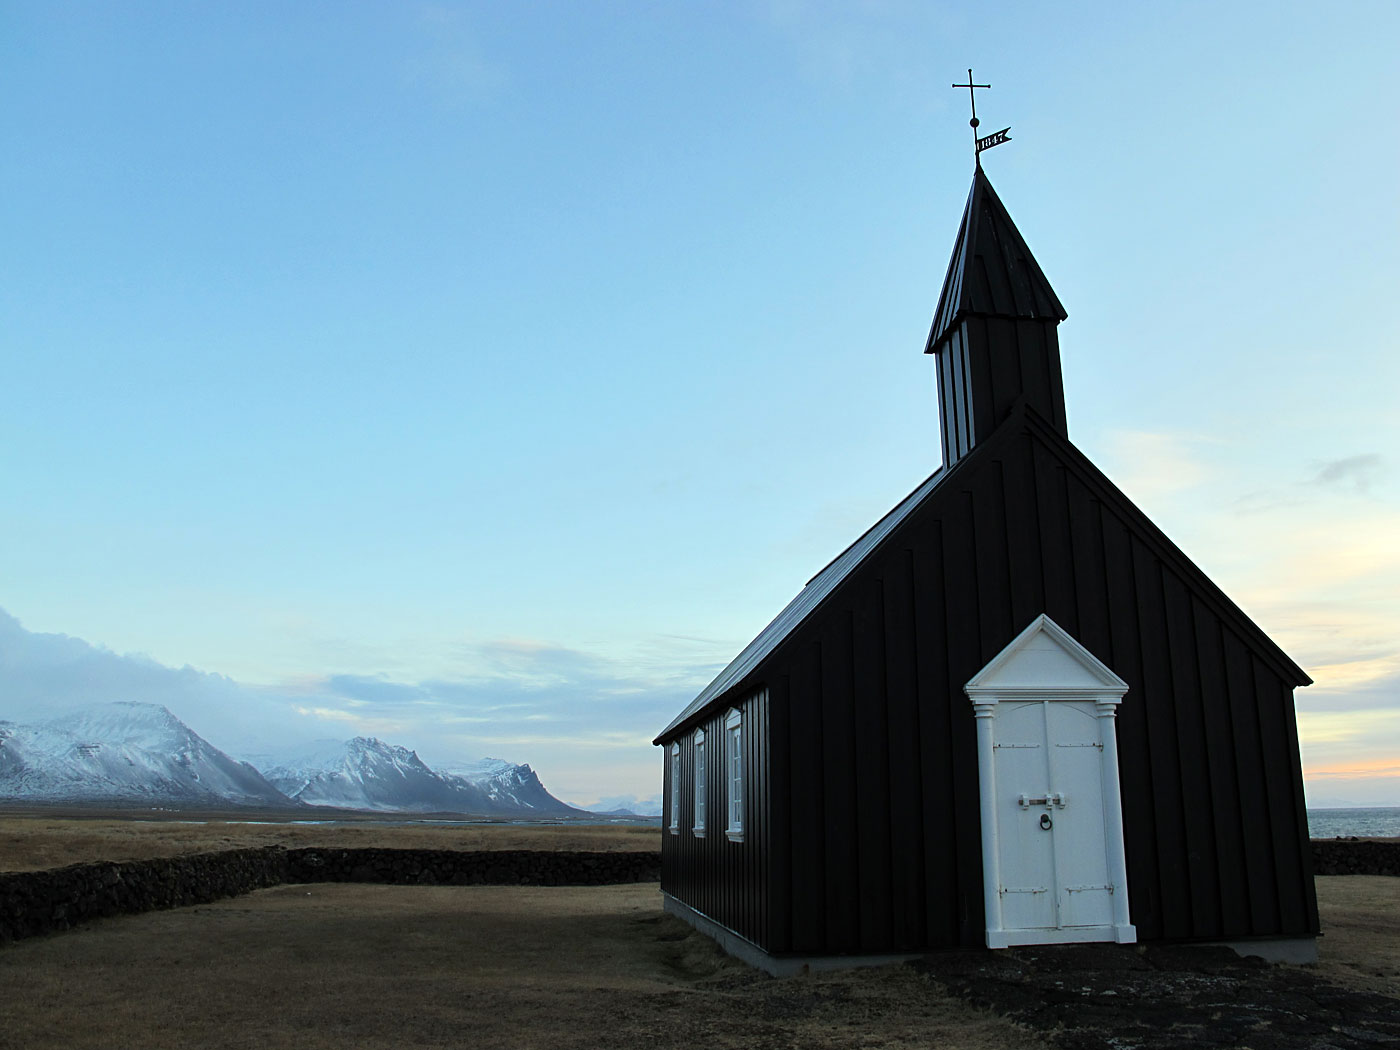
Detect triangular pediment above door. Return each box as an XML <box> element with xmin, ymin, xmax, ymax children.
<box><xmin>966</xmin><ymin>614</ymin><xmax>1129</xmax><ymax>699</ymax></box>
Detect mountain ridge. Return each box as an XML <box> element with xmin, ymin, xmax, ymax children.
<box><xmin>0</xmin><ymin>703</ymin><xmax>587</xmax><ymax>818</ymax></box>
<box><xmin>254</xmin><ymin>736</ymin><xmax>585</xmax><ymax>817</ymax></box>
<box><xmin>0</xmin><ymin>701</ymin><xmax>293</xmax><ymax>807</ymax></box>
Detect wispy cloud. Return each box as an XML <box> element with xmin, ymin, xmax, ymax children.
<box><xmin>1303</xmin><ymin>757</ymin><xmax>1400</xmax><ymax>781</ymax></box>
<box><xmin>1098</xmin><ymin>429</ymin><xmax>1216</xmax><ymax>504</ymax></box>
<box><xmin>1308</xmin><ymin>453</ymin><xmax>1384</xmax><ymax>493</ymax></box>
<box><xmin>326</xmin><ymin>674</ymin><xmax>431</xmax><ymax>705</ymax></box>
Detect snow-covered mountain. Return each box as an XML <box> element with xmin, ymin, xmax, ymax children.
<box><xmin>0</xmin><ymin>702</ymin><xmax>595</xmax><ymax>818</ymax></box>
<box><xmin>253</xmin><ymin>738</ymin><xmax>584</xmax><ymax>817</ymax></box>
<box><xmin>255</xmin><ymin>737</ymin><xmax>489</xmax><ymax>813</ymax></box>
<box><xmin>578</xmin><ymin>794</ymin><xmax>664</xmax><ymax>818</ymax></box>
<box><xmin>440</xmin><ymin>758</ymin><xmax>580</xmax><ymax>814</ymax></box>
<box><xmin>0</xmin><ymin>702</ymin><xmax>293</xmax><ymax>807</ymax></box>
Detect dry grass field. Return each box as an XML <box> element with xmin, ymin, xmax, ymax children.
<box><xmin>0</xmin><ymin>882</ymin><xmax>1049</xmax><ymax>1050</ymax></box>
<box><xmin>1310</xmin><ymin>875</ymin><xmax>1400</xmax><ymax>997</ymax></box>
<box><xmin>0</xmin><ymin>814</ymin><xmax>1395</xmax><ymax>1049</ymax></box>
<box><xmin>0</xmin><ymin>812</ymin><xmax>661</xmax><ymax>871</ymax></box>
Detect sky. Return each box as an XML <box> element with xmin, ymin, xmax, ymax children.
<box><xmin>2</xmin><ymin>1</ymin><xmax>1397</xmax><ymax>809</ymax></box>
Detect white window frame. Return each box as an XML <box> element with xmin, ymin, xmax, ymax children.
<box><xmin>724</xmin><ymin>707</ymin><xmax>744</xmax><ymax>842</ymax></box>
<box><xmin>668</xmin><ymin>742</ymin><xmax>680</xmax><ymax>835</ymax></box>
<box><xmin>692</xmin><ymin>728</ymin><xmax>706</xmax><ymax>836</ymax></box>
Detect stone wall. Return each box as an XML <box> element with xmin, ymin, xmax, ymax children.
<box><xmin>2</xmin><ymin>841</ymin><xmax>1390</xmax><ymax>945</ymax></box>
<box><xmin>0</xmin><ymin>847</ymin><xmax>289</xmax><ymax>942</ymax></box>
<box><xmin>0</xmin><ymin>847</ymin><xmax>661</xmax><ymax>944</ymax></box>
<box><xmin>284</xmin><ymin>847</ymin><xmax>661</xmax><ymax>886</ymax></box>
<box><xmin>1310</xmin><ymin>839</ymin><xmax>1400</xmax><ymax>876</ymax></box>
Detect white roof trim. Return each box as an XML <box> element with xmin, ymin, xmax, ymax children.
<box><xmin>657</xmin><ymin>466</ymin><xmax>947</xmax><ymax>740</ymax></box>
<box><xmin>965</xmin><ymin>614</ymin><xmax>1129</xmax><ymax>699</ymax></box>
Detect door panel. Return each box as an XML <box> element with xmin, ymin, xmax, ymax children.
<box><xmin>994</xmin><ymin>702</ymin><xmax>1056</xmax><ymax>930</ymax></box>
<box><xmin>994</xmin><ymin>700</ymin><xmax>1112</xmax><ymax>933</ymax></box>
<box><xmin>1047</xmin><ymin>703</ymin><xmax>1114</xmax><ymax>927</ymax></box>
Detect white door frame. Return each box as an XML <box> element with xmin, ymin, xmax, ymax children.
<box><xmin>966</xmin><ymin>614</ymin><xmax>1136</xmax><ymax>949</ymax></box>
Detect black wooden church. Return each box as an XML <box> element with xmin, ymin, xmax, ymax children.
<box><xmin>653</xmin><ymin>163</ymin><xmax>1317</xmax><ymax>974</ymax></box>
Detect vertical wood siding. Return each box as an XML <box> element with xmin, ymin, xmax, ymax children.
<box><xmin>662</xmin><ymin>416</ymin><xmax>1315</xmax><ymax>955</ymax></box>
<box><xmin>660</xmin><ymin>687</ymin><xmax>771</xmax><ymax>947</ymax></box>
<box><xmin>937</xmin><ymin>318</ymin><xmax>1068</xmax><ymax>470</ymax></box>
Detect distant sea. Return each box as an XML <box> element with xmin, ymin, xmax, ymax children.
<box><xmin>1307</xmin><ymin>807</ymin><xmax>1400</xmax><ymax>839</ymax></box>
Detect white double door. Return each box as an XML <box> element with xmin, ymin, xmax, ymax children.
<box><xmin>993</xmin><ymin>699</ymin><xmax>1115</xmax><ymax>934</ymax></box>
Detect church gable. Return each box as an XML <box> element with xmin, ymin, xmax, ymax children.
<box><xmin>966</xmin><ymin>613</ymin><xmax>1129</xmax><ymax>696</ymax></box>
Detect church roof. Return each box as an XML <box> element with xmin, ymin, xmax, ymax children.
<box><xmin>654</xmin><ymin>403</ymin><xmax>1310</xmax><ymax>744</ymax></box>
<box><xmin>654</xmin><ymin>463</ymin><xmax>949</xmax><ymax>742</ymax></box>
<box><xmin>925</xmin><ymin>168</ymin><xmax>1067</xmax><ymax>352</ymax></box>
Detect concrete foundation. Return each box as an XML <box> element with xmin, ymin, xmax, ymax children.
<box><xmin>662</xmin><ymin>893</ymin><xmax>926</xmax><ymax>977</ymax></box>
<box><xmin>663</xmin><ymin>893</ymin><xmax>1319</xmax><ymax>973</ymax></box>
<box><xmin>1209</xmin><ymin>937</ymin><xmax>1318</xmax><ymax>965</ymax></box>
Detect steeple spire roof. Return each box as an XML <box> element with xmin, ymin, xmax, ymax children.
<box><xmin>925</xmin><ymin>168</ymin><xmax>1067</xmax><ymax>353</ymax></box>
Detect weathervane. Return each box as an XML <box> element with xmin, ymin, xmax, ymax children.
<box><xmin>952</xmin><ymin>68</ymin><xmax>1011</xmax><ymax>167</ymax></box>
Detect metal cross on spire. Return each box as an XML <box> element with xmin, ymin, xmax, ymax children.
<box><xmin>952</xmin><ymin>68</ymin><xmax>1011</xmax><ymax>167</ymax></box>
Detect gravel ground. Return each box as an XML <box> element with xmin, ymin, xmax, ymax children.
<box><xmin>918</xmin><ymin>942</ymin><xmax>1400</xmax><ymax>1050</ymax></box>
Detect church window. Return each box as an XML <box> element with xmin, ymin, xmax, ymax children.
<box><xmin>693</xmin><ymin>729</ymin><xmax>706</xmax><ymax>835</ymax></box>
<box><xmin>668</xmin><ymin>742</ymin><xmax>680</xmax><ymax>834</ymax></box>
<box><xmin>725</xmin><ymin>708</ymin><xmax>744</xmax><ymax>842</ymax></box>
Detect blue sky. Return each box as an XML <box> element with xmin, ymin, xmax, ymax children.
<box><xmin>2</xmin><ymin>2</ymin><xmax>1397</xmax><ymax>807</ymax></box>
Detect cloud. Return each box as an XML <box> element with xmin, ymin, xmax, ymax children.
<box><xmin>289</xmin><ymin>705</ymin><xmax>404</xmax><ymax>737</ymax></box>
<box><xmin>0</xmin><ymin>608</ymin><xmax>707</xmax><ymax>801</ymax></box>
<box><xmin>325</xmin><ymin>674</ymin><xmax>431</xmax><ymax>705</ymax></box>
<box><xmin>1308</xmin><ymin>453</ymin><xmax>1384</xmax><ymax>493</ymax></box>
<box><xmin>1304</xmin><ymin>757</ymin><xmax>1400</xmax><ymax>782</ymax></box>
<box><xmin>1306</xmin><ymin>655</ymin><xmax>1400</xmax><ymax>697</ymax></box>
<box><xmin>1230</xmin><ymin>488</ymin><xmax>1304</xmax><ymax>515</ymax></box>
<box><xmin>465</xmin><ymin>637</ymin><xmax>610</xmax><ymax>685</ymax></box>
<box><xmin>0</xmin><ymin>608</ymin><xmax>280</xmax><ymax>748</ymax></box>
<box><xmin>1097</xmin><ymin>429</ymin><xmax>1216</xmax><ymax>504</ymax></box>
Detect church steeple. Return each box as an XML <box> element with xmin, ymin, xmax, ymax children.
<box><xmin>926</xmin><ymin>168</ymin><xmax>1068</xmax><ymax>468</ymax></box>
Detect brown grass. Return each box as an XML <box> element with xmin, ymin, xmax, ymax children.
<box><xmin>0</xmin><ymin>883</ymin><xmax>1046</xmax><ymax>1050</ymax></box>
<box><xmin>1310</xmin><ymin>874</ymin><xmax>1400</xmax><ymax>998</ymax></box>
<box><xmin>0</xmin><ymin>813</ymin><xmax>660</xmax><ymax>871</ymax></box>
<box><xmin>0</xmin><ymin>813</ymin><xmax>1393</xmax><ymax>1048</ymax></box>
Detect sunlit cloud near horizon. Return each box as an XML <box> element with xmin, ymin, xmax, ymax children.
<box><xmin>1093</xmin><ymin>432</ymin><xmax>1400</xmax><ymax>805</ymax></box>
